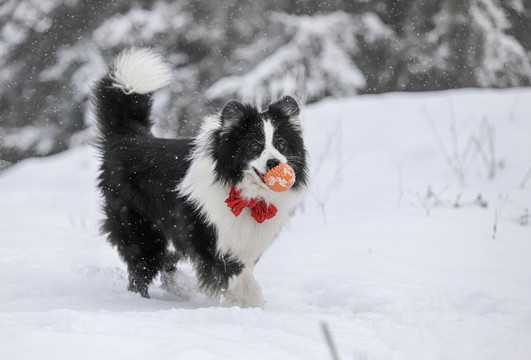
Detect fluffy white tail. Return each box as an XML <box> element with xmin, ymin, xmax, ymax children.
<box><xmin>111</xmin><ymin>48</ymin><xmax>172</xmax><ymax>94</ymax></box>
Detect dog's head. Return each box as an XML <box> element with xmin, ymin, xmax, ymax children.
<box><xmin>211</xmin><ymin>96</ymin><xmax>308</xmax><ymax>196</ymax></box>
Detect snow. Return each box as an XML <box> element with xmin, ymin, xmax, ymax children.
<box><xmin>1</xmin><ymin>88</ymin><xmax>531</xmax><ymax>359</ymax></box>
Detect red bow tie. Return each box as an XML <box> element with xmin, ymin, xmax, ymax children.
<box><xmin>225</xmin><ymin>187</ymin><xmax>277</xmax><ymax>223</ymax></box>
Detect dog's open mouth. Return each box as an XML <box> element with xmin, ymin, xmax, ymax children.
<box><xmin>253</xmin><ymin>167</ymin><xmax>265</xmax><ymax>183</ymax></box>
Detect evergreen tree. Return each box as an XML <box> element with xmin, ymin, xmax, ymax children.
<box><xmin>1</xmin><ymin>0</ymin><xmax>530</xmax><ymax>164</ymax></box>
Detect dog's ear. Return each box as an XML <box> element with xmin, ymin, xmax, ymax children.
<box><xmin>221</xmin><ymin>100</ymin><xmax>247</xmax><ymax>126</ymax></box>
<box><xmin>269</xmin><ymin>95</ymin><xmax>300</xmax><ymax>120</ymax></box>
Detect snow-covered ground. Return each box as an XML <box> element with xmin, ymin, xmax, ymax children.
<box><xmin>1</xmin><ymin>89</ymin><xmax>531</xmax><ymax>359</ymax></box>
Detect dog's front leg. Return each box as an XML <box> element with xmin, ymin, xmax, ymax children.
<box><xmin>224</xmin><ymin>267</ymin><xmax>265</xmax><ymax>308</ymax></box>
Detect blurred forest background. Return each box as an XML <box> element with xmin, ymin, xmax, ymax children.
<box><xmin>0</xmin><ymin>0</ymin><xmax>530</xmax><ymax>167</ymax></box>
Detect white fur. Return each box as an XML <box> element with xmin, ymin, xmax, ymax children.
<box><xmin>111</xmin><ymin>48</ymin><xmax>172</xmax><ymax>94</ymax></box>
<box><xmin>178</xmin><ymin>115</ymin><xmax>306</xmax><ymax>307</ymax></box>
<box><xmin>224</xmin><ymin>268</ymin><xmax>265</xmax><ymax>307</ymax></box>
<box><xmin>166</xmin><ymin>240</ymin><xmax>177</xmax><ymax>254</ymax></box>
<box><xmin>250</xmin><ymin>121</ymin><xmax>287</xmax><ymax>175</ymax></box>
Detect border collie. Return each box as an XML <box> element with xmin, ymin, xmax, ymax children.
<box><xmin>93</xmin><ymin>49</ymin><xmax>308</xmax><ymax>307</ymax></box>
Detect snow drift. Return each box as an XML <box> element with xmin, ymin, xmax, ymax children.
<box><xmin>1</xmin><ymin>89</ymin><xmax>531</xmax><ymax>359</ymax></box>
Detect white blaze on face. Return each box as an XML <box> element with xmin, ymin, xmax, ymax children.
<box><xmin>166</xmin><ymin>240</ymin><xmax>177</xmax><ymax>254</ymax></box>
<box><xmin>251</xmin><ymin>120</ymin><xmax>287</xmax><ymax>174</ymax></box>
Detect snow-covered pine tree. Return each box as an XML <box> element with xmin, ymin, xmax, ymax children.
<box><xmin>1</xmin><ymin>0</ymin><xmax>531</xmax><ymax>163</ymax></box>
<box><xmin>206</xmin><ymin>11</ymin><xmax>368</xmax><ymax>108</ymax></box>
<box><xmin>470</xmin><ymin>0</ymin><xmax>531</xmax><ymax>87</ymax></box>
<box><xmin>428</xmin><ymin>0</ymin><xmax>530</xmax><ymax>89</ymax></box>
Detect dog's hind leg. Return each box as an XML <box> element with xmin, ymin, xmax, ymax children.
<box><xmin>104</xmin><ymin>206</ymin><xmax>167</xmax><ymax>298</ymax></box>
<box><xmin>160</xmin><ymin>242</ymin><xmax>184</xmax><ymax>296</ymax></box>
<box><xmin>126</xmin><ymin>248</ymin><xmax>165</xmax><ymax>298</ymax></box>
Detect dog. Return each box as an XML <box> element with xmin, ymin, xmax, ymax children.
<box><xmin>93</xmin><ymin>48</ymin><xmax>308</xmax><ymax>307</ymax></box>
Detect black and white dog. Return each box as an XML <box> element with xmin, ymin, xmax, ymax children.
<box><xmin>93</xmin><ymin>49</ymin><xmax>308</xmax><ymax>307</ymax></box>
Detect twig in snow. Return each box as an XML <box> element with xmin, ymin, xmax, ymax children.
<box><xmin>312</xmin><ymin>155</ymin><xmax>354</xmax><ymax>226</ymax></box>
<box><xmin>473</xmin><ymin>118</ymin><xmax>496</xmax><ymax>179</ymax></box>
<box><xmin>520</xmin><ymin>166</ymin><xmax>531</xmax><ymax>189</ymax></box>
<box><xmin>321</xmin><ymin>322</ymin><xmax>340</xmax><ymax>360</ymax></box>
<box><xmin>310</xmin><ymin>116</ymin><xmax>348</xmax><ymax>225</ymax></box>
<box><xmin>475</xmin><ymin>193</ymin><xmax>488</xmax><ymax>208</ymax></box>
<box><xmin>453</xmin><ymin>192</ymin><xmax>463</xmax><ymax>208</ymax></box>
<box><xmin>424</xmin><ymin>107</ymin><xmax>466</xmax><ymax>185</ymax></box>
<box><xmin>517</xmin><ymin>208</ymin><xmax>530</xmax><ymax>226</ymax></box>
<box><xmin>415</xmin><ymin>186</ymin><xmax>447</xmax><ymax>216</ymax></box>
<box><xmin>392</xmin><ymin>161</ymin><xmax>404</xmax><ymax>206</ymax></box>
<box><xmin>424</xmin><ymin>107</ymin><xmax>499</xmax><ymax>184</ymax></box>
<box><xmin>492</xmin><ymin>196</ymin><xmax>508</xmax><ymax>240</ymax></box>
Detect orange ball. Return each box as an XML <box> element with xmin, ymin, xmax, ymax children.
<box><xmin>264</xmin><ymin>163</ymin><xmax>296</xmax><ymax>192</ymax></box>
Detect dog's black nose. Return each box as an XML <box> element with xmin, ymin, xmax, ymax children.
<box><xmin>266</xmin><ymin>158</ymin><xmax>281</xmax><ymax>171</ymax></box>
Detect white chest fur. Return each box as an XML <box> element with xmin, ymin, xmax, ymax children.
<box><xmin>178</xmin><ymin>156</ymin><xmax>301</xmax><ymax>266</ymax></box>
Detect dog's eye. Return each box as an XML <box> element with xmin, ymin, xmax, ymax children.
<box><xmin>276</xmin><ymin>140</ymin><xmax>286</xmax><ymax>151</ymax></box>
<box><xmin>250</xmin><ymin>142</ymin><xmax>261</xmax><ymax>152</ymax></box>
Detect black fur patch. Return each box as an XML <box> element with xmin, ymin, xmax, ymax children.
<box><xmin>94</xmin><ymin>76</ymin><xmax>243</xmax><ymax>298</ymax></box>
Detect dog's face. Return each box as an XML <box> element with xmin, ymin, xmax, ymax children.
<box><xmin>211</xmin><ymin>96</ymin><xmax>308</xmax><ymax>194</ymax></box>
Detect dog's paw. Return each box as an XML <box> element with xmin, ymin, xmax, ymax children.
<box><xmin>161</xmin><ymin>270</ymin><xmax>191</xmax><ymax>301</ymax></box>
<box><xmin>223</xmin><ymin>269</ymin><xmax>265</xmax><ymax>308</ymax></box>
